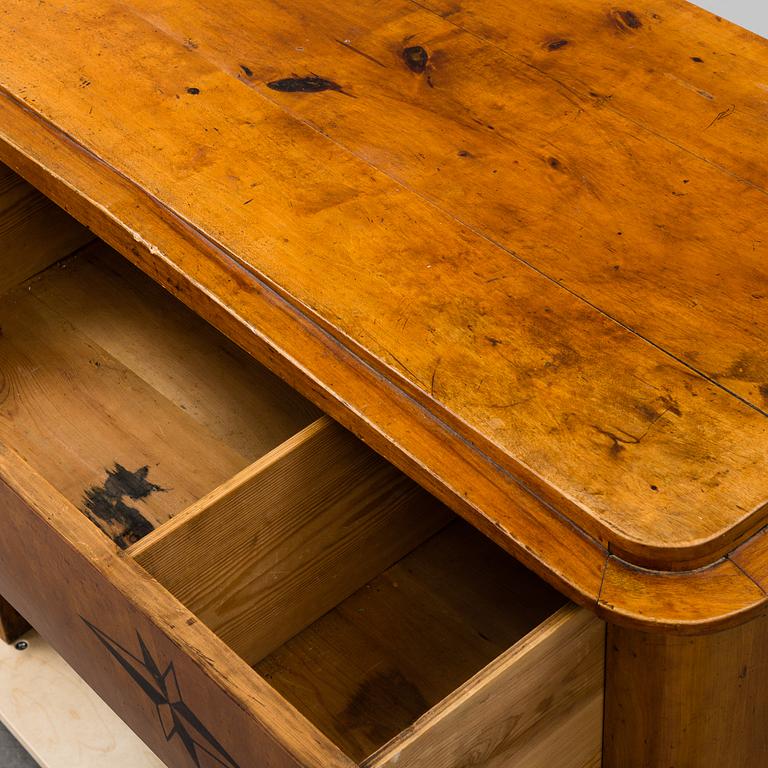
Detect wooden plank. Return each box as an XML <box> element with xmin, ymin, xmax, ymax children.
<box><xmin>0</xmin><ymin>595</ymin><xmax>29</xmax><ymax>645</ymax></box>
<box><xmin>31</xmin><ymin>243</ymin><xmax>321</xmax><ymax>460</ymax></box>
<box><xmin>597</xmin><ymin>554</ymin><xmax>766</xmax><ymax>632</ymax></box>
<box><xmin>0</xmin><ymin>246</ymin><xmax>318</xmax><ymax>548</ymax></box>
<box><xmin>254</xmin><ymin>520</ymin><xmax>569</xmax><ymax>762</ymax></box>
<box><xmin>0</xmin><ymin>272</ymin><xmax>248</xmax><ymax>546</ymax></box>
<box><xmin>0</xmin><ymin>629</ymin><xmax>165</xmax><ymax>767</ymax></box>
<box><xmin>605</xmin><ymin>612</ymin><xmax>768</xmax><ymax>767</ymax></box>
<box><xmin>0</xmin><ymin>443</ymin><xmax>357</xmax><ymax>768</ymax></box>
<box><xmin>366</xmin><ymin>605</ymin><xmax>603</xmax><ymax>768</ymax></box>
<box><xmin>127</xmin><ymin>0</ymin><xmax>768</xmax><ymax>416</ymax></box>
<box><xmin>132</xmin><ymin>416</ymin><xmax>452</xmax><ymax>666</ymax></box>
<box><xmin>0</xmin><ymin>164</ymin><xmax>91</xmax><ymax>296</ymax></box>
<box><xmin>0</xmin><ymin>1</ymin><xmax>766</xmax><ymax>575</ymax></box>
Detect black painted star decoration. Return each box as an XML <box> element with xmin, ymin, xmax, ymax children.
<box><xmin>81</xmin><ymin>617</ymin><xmax>241</xmax><ymax>768</ymax></box>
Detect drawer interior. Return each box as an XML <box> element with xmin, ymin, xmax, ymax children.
<box><xmin>251</xmin><ymin>520</ymin><xmax>567</xmax><ymax>761</ymax></box>
<box><xmin>130</xmin><ymin>415</ymin><xmax>570</xmax><ymax>764</ymax></box>
<box><xmin>0</xmin><ymin>225</ymin><xmax>319</xmax><ymax>548</ymax></box>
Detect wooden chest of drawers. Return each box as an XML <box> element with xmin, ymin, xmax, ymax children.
<box><xmin>0</xmin><ymin>1</ymin><xmax>767</xmax><ymax>766</ymax></box>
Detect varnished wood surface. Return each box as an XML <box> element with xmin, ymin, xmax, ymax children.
<box><xmin>605</xmin><ymin>612</ymin><xmax>768</xmax><ymax>766</ymax></box>
<box><xmin>0</xmin><ymin>2</ymin><xmax>766</xmax><ymax>627</ymax></box>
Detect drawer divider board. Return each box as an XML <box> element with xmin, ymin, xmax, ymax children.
<box><xmin>130</xmin><ymin>415</ymin><xmax>452</xmax><ymax>666</ymax></box>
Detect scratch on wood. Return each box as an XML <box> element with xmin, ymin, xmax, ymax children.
<box><xmin>431</xmin><ymin>356</ymin><xmax>442</xmax><ymax>398</ymax></box>
<box><xmin>592</xmin><ymin>425</ymin><xmax>641</xmax><ymax>457</ymax></box>
<box><xmin>335</xmin><ymin>38</ymin><xmax>387</xmax><ymax>68</ymax></box>
<box><xmin>706</xmin><ymin>104</ymin><xmax>736</xmax><ymax>129</ymax></box>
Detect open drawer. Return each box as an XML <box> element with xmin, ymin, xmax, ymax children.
<box><xmin>0</xmin><ymin>169</ymin><xmax>604</xmax><ymax>768</ymax></box>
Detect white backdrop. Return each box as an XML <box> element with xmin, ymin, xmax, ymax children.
<box><xmin>693</xmin><ymin>0</ymin><xmax>768</xmax><ymax>38</ymax></box>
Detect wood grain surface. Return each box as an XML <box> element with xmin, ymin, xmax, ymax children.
<box><xmin>0</xmin><ymin>164</ymin><xmax>91</xmax><ymax>295</ymax></box>
<box><xmin>133</xmin><ymin>417</ymin><xmax>451</xmax><ymax>665</ymax></box>
<box><xmin>0</xmin><ymin>243</ymin><xmax>317</xmax><ymax>548</ymax></box>
<box><xmin>0</xmin><ymin>0</ymin><xmax>766</xmax><ymax>627</ymax></box>
<box><xmin>606</xmin><ymin>612</ymin><xmax>768</xmax><ymax>766</ymax></box>
<box><xmin>254</xmin><ymin>520</ymin><xmax>568</xmax><ymax>761</ymax></box>
<box><xmin>367</xmin><ymin>605</ymin><xmax>603</xmax><ymax>768</ymax></box>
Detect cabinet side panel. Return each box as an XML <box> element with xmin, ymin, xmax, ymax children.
<box><xmin>605</xmin><ymin>614</ymin><xmax>768</xmax><ymax>767</ymax></box>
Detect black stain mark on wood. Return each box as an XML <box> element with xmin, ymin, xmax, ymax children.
<box><xmin>83</xmin><ymin>464</ymin><xmax>165</xmax><ymax>549</ymax></box>
<box><xmin>240</xmin><ymin>64</ymin><xmax>253</xmax><ymax>77</ymax></box>
<box><xmin>691</xmin><ymin>56</ymin><xmax>704</xmax><ymax>63</ymax></box>
<box><xmin>612</xmin><ymin>9</ymin><xmax>643</xmax><ymax>31</ymax></box>
<box><xmin>619</xmin><ymin>10</ymin><xmax>642</xmax><ymax>28</ymax></box>
<box><xmin>186</xmin><ymin>86</ymin><xmax>201</xmax><ymax>95</ymax></box>
<box><xmin>546</xmin><ymin>39</ymin><xmax>569</xmax><ymax>51</ymax></box>
<box><xmin>548</xmin><ymin>156</ymin><xmax>562</xmax><ymax>170</ymax></box>
<box><xmin>706</xmin><ymin>104</ymin><xmax>735</xmax><ymax>129</ymax></box>
<box><xmin>267</xmin><ymin>75</ymin><xmax>351</xmax><ymax>96</ymax></box>
<box><xmin>403</xmin><ymin>45</ymin><xmax>434</xmax><ymax>87</ymax></box>
<box><xmin>457</xmin><ymin>149</ymin><xmax>473</xmax><ymax>158</ymax></box>
<box><xmin>335</xmin><ymin>38</ymin><xmax>387</xmax><ymax>68</ymax></box>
